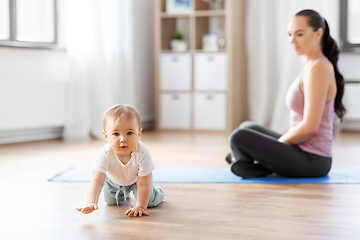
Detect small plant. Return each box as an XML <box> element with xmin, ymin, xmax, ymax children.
<box><xmin>171</xmin><ymin>31</ymin><xmax>187</xmax><ymax>51</ymax></box>
<box><xmin>172</xmin><ymin>31</ymin><xmax>183</xmax><ymax>40</ymax></box>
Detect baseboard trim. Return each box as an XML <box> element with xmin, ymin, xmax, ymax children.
<box><xmin>340</xmin><ymin>120</ymin><xmax>360</xmax><ymax>131</ymax></box>
<box><xmin>142</xmin><ymin>120</ymin><xmax>155</xmax><ymax>130</ymax></box>
<box><xmin>0</xmin><ymin>126</ymin><xmax>64</xmax><ymax>144</ymax></box>
<box><xmin>0</xmin><ymin>120</ymin><xmax>155</xmax><ymax>144</ymax></box>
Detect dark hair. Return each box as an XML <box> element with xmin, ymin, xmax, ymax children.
<box><xmin>295</xmin><ymin>9</ymin><xmax>346</xmax><ymax>120</ymax></box>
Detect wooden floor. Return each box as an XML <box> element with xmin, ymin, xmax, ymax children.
<box><xmin>0</xmin><ymin>130</ymin><xmax>359</xmax><ymax>240</ymax></box>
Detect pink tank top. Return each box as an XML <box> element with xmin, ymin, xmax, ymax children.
<box><xmin>285</xmin><ymin>57</ymin><xmax>334</xmax><ymax>157</ymax></box>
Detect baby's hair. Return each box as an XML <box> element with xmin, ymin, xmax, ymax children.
<box><xmin>103</xmin><ymin>104</ymin><xmax>142</xmax><ymax>130</ymax></box>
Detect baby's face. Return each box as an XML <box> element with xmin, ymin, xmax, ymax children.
<box><xmin>103</xmin><ymin>117</ymin><xmax>142</xmax><ymax>159</ymax></box>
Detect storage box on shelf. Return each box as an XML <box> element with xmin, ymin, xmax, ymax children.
<box><xmin>160</xmin><ymin>53</ymin><xmax>192</xmax><ymax>90</ymax></box>
<box><xmin>193</xmin><ymin>92</ymin><xmax>227</xmax><ymax>130</ymax></box>
<box><xmin>194</xmin><ymin>52</ymin><xmax>227</xmax><ymax>91</ymax></box>
<box><xmin>154</xmin><ymin>0</ymin><xmax>246</xmax><ymax>132</ymax></box>
<box><xmin>160</xmin><ymin>93</ymin><xmax>191</xmax><ymax>129</ymax></box>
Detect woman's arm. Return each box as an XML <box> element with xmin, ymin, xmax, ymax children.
<box><xmin>76</xmin><ymin>169</ymin><xmax>106</xmax><ymax>214</ymax></box>
<box><xmin>279</xmin><ymin>61</ymin><xmax>333</xmax><ymax>144</ymax></box>
<box><xmin>125</xmin><ymin>172</ymin><xmax>152</xmax><ymax>217</ymax></box>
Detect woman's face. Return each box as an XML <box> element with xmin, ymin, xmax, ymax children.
<box><xmin>287</xmin><ymin>16</ymin><xmax>323</xmax><ymax>56</ymax></box>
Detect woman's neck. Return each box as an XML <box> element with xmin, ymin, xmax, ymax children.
<box><xmin>303</xmin><ymin>48</ymin><xmax>325</xmax><ymax>65</ymax></box>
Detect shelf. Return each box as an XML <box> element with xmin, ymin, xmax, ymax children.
<box><xmin>160</xmin><ymin>89</ymin><xmax>228</xmax><ymax>94</ymax></box>
<box><xmin>160</xmin><ymin>90</ymin><xmax>194</xmax><ymax>93</ymax></box>
<box><xmin>160</xmin><ymin>13</ymin><xmax>192</xmax><ymax>18</ymax></box>
<box><xmin>195</xmin><ymin>0</ymin><xmax>226</xmax><ymax>11</ymax></box>
<box><xmin>194</xmin><ymin>49</ymin><xmax>226</xmax><ymax>53</ymax></box>
<box><xmin>195</xmin><ymin>10</ymin><xmax>225</xmax><ymax>17</ymax></box>
<box><xmin>161</xmin><ymin>18</ymin><xmax>191</xmax><ymax>51</ymax></box>
<box><xmin>155</xmin><ymin>0</ymin><xmax>246</xmax><ymax>132</ymax></box>
<box><xmin>161</xmin><ymin>50</ymin><xmax>192</xmax><ymax>54</ymax></box>
<box><xmin>160</xmin><ymin>10</ymin><xmax>225</xmax><ymax>18</ymax></box>
<box><xmin>160</xmin><ymin>49</ymin><xmax>226</xmax><ymax>54</ymax></box>
<box><xmin>195</xmin><ymin>16</ymin><xmax>226</xmax><ymax>50</ymax></box>
<box><xmin>160</xmin><ymin>0</ymin><xmax>226</xmax><ymax>15</ymax></box>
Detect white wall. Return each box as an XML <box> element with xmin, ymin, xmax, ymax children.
<box><xmin>0</xmin><ymin>49</ymin><xmax>68</xmax><ymax>143</ymax></box>
<box><xmin>0</xmin><ymin>1</ymin><xmax>69</xmax><ymax>144</ymax></box>
<box><xmin>338</xmin><ymin>53</ymin><xmax>360</xmax><ymax>80</ymax></box>
<box><xmin>0</xmin><ymin>0</ymin><xmax>157</xmax><ymax>143</ymax></box>
<box><xmin>338</xmin><ymin>53</ymin><xmax>360</xmax><ymax>130</ymax></box>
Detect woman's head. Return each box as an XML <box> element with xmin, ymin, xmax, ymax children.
<box><xmin>293</xmin><ymin>10</ymin><xmax>336</xmax><ymax>58</ymax></box>
<box><xmin>289</xmin><ymin>9</ymin><xmax>346</xmax><ymax>120</ymax></box>
<box><xmin>288</xmin><ymin>12</ymin><xmax>324</xmax><ymax>56</ymax></box>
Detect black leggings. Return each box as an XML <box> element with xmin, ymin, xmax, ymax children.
<box><xmin>229</xmin><ymin>121</ymin><xmax>332</xmax><ymax>178</ymax></box>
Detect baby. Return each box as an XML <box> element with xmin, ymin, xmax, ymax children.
<box><xmin>77</xmin><ymin>104</ymin><xmax>164</xmax><ymax>217</ymax></box>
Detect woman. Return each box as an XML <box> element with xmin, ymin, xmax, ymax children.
<box><xmin>227</xmin><ymin>9</ymin><xmax>345</xmax><ymax>179</ymax></box>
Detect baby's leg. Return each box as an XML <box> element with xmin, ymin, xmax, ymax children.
<box><xmin>103</xmin><ymin>177</ymin><xmax>126</xmax><ymax>206</ymax></box>
<box><xmin>147</xmin><ymin>185</ymin><xmax>165</xmax><ymax>208</ymax></box>
<box><xmin>132</xmin><ymin>176</ymin><xmax>164</xmax><ymax>208</ymax></box>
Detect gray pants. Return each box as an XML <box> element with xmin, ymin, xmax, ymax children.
<box><xmin>103</xmin><ymin>175</ymin><xmax>164</xmax><ymax>207</ymax></box>
<box><xmin>229</xmin><ymin>121</ymin><xmax>332</xmax><ymax>178</ymax></box>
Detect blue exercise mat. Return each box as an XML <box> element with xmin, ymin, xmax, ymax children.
<box><xmin>48</xmin><ymin>167</ymin><xmax>360</xmax><ymax>184</ymax></box>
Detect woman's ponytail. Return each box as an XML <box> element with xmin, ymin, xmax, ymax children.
<box><xmin>321</xmin><ymin>19</ymin><xmax>346</xmax><ymax>120</ymax></box>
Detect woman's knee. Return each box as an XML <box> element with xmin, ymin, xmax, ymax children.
<box><xmin>229</xmin><ymin>128</ymin><xmax>250</xmax><ymax>146</ymax></box>
<box><xmin>238</xmin><ymin>121</ymin><xmax>257</xmax><ymax>130</ymax></box>
<box><xmin>229</xmin><ymin>121</ymin><xmax>258</xmax><ymax>147</ymax></box>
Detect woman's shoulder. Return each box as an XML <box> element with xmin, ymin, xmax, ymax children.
<box><xmin>305</xmin><ymin>59</ymin><xmax>334</xmax><ymax>83</ymax></box>
<box><xmin>310</xmin><ymin>59</ymin><xmax>333</xmax><ymax>75</ymax></box>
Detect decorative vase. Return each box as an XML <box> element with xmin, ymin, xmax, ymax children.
<box><xmin>171</xmin><ymin>39</ymin><xmax>188</xmax><ymax>52</ymax></box>
<box><xmin>202</xmin><ymin>34</ymin><xmax>218</xmax><ymax>52</ymax></box>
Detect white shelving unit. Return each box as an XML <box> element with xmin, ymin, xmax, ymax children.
<box><xmin>154</xmin><ymin>0</ymin><xmax>246</xmax><ymax>132</ymax></box>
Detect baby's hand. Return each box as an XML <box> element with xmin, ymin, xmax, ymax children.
<box><xmin>125</xmin><ymin>206</ymin><xmax>149</xmax><ymax>217</ymax></box>
<box><xmin>76</xmin><ymin>203</ymin><xmax>98</xmax><ymax>214</ymax></box>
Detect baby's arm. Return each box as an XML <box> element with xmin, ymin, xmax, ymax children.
<box><xmin>125</xmin><ymin>172</ymin><xmax>152</xmax><ymax>217</ymax></box>
<box><xmin>76</xmin><ymin>169</ymin><xmax>106</xmax><ymax>214</ymax></box>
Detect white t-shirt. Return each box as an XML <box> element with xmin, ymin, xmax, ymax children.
<box><xmin>93</xmin><ymin>141</ymin><xmax>155</xmax><ymax>186</ymax></box>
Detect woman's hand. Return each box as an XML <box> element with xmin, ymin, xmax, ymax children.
<box><xmin>278</xmin><ymin>136</ymin><xmax>286</xmax><ymax>143</ymax></box>
<box><xmin>76</xmin><ymin>203</ymin><xmax>98</xmax><ymax>214</ymax></box>
<box><xmin>125</xmin><ymin>206</ymin><xmax>150</xmax><ymax>217</ymax></box>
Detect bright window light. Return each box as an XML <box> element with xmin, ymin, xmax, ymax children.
<box><xmin>0</xmin><ymin>0</ymin><xmax>10</xmax><ymax>40</ymax></box>
<box><xmin>16</xmin><ymin>0</ymin><xmax>55</xmax><ymax>42</ymax></box>
<box><xmin>348</xmin><ymin>0</ymin><xmax>360</xmax><ymax>44</ymax></box>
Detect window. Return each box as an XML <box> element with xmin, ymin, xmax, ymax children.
<box><xmin>340</xmin><ymin>0</ymin><xmax>360</xmax><ymax>52</ymax></box>
<box><xmin>0</xmin><ymin>0</ymin><xmax>10</xmax><ymax>39</ymax></box>
<box><xmin>0</xmin><ymin>0</ymin><xmax>57</xmax><ymax>49</ymax></box>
